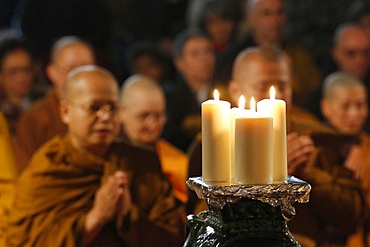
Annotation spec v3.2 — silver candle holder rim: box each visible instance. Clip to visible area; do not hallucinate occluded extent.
[187,176,311,221]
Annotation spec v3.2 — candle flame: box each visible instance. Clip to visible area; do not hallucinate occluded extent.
[238,95,246,109]
[250,97,256,111]
[214,89,219,101]
[270,86,275,100]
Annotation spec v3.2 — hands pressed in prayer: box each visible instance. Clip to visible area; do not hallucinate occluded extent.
[345,145,365,180]
[83,171,131,246]
[287,132,315,175]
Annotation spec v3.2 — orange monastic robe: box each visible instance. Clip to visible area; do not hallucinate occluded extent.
[157,139,189,203]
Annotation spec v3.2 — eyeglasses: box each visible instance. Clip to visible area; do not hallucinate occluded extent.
[66,100,120,117]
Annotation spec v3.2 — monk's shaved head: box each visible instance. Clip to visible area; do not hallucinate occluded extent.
[232,46,291,81]
[63,65,118,101]
[120,74,164,106]
[50,36,94,64]
[322,71,365,99]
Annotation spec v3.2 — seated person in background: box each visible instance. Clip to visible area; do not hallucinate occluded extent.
[317,72,369,247]
[0,111,18,245]
[15,35,96,171]
[302,23,370,121]
[120,74,188,204]
[0,37,45,134]
[125,41,175,92]
[289,72,369,247]
[197,0,242,57]
[5,65,185,247]
[162,28,216,152]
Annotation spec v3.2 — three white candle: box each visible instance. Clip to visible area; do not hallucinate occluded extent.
[201,86,287,185]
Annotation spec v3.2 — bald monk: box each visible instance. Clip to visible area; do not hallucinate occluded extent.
[317,72,369,247]
[15,36,96,171]
[120,74,188,203]
[5,66,185,247]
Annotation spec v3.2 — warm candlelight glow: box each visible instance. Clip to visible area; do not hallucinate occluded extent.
[270,86,275,100]
[238,95,245,109]
[214,89,219,101]
[250,97,256,112]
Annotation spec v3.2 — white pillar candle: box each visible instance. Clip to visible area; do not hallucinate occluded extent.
[235,97,273,184]
[230,95,248,182]
[257,86,288,182]
[202,89,231,182]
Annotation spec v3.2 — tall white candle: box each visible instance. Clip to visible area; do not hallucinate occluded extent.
[230,95,247,181]
[235,97,273,184]
[257,86,288,182]
[202,90,231,182]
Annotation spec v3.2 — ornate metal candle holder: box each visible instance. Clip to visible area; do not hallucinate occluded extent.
[184,176,311,247]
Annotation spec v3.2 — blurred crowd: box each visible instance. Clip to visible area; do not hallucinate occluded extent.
[0,0,369,247]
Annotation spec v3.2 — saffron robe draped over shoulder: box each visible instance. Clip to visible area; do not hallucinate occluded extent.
[156,139,188,204]
[5,135,185,247]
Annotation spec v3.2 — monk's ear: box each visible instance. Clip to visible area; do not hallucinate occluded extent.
[174,57,185,73]
[59,100,70,124]
[320,99,329,119]
[228,80,240,105]
[331,47,341,64]
[46,64,58,86]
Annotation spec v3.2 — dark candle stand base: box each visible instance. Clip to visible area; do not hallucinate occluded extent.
[184,176,311,247]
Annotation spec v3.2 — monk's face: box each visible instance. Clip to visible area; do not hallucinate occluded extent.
[61,71,120,155]
[321,85,368,135]
[121,89,166,145]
